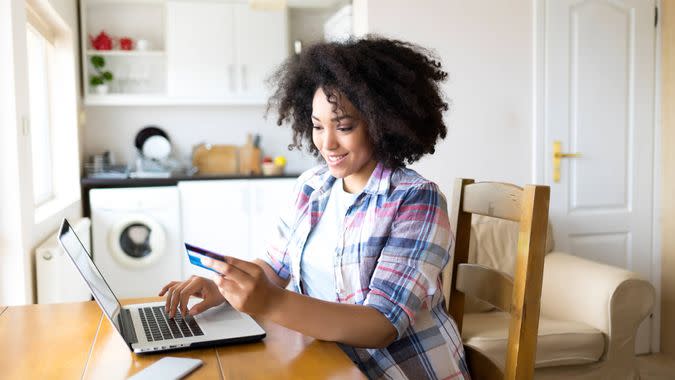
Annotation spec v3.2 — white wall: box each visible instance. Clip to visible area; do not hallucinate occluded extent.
[0,0,30,306]
[289,7,335,51]
[0,0,82,305]
[86,0,535,198]
[355,0,534,198]
[84,105,316,174]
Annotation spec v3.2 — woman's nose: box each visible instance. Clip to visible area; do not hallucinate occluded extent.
[322,129,338,150]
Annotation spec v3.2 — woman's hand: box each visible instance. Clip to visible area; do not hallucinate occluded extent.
[158,276,226,318]
[203,256,280,318]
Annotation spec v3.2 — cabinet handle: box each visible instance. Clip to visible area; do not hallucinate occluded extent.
[241,65,247,91]
[229,64,236,92]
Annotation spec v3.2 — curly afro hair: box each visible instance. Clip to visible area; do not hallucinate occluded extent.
[267,36,449,168]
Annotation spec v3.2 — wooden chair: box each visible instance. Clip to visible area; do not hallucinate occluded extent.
[442,179,550,380]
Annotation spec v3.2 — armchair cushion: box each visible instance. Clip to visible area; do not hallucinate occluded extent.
[462,312,605,369]
[464,215,554,312]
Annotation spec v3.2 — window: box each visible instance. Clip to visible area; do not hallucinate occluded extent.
[24,1,81,222]
[26,23,55,206]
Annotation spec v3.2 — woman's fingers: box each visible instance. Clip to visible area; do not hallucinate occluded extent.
[214,276,239,295]
[178,279,205,317]
[203,257,263,287]
[168,280,192,317]
[163,284,180,313]
[188,299,213,316]
[206,259,251,286]
[202,258,228,276]
[159,281,180,297]
[203,259,273,316]
[222,256,261,275]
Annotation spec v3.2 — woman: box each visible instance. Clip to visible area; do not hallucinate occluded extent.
[160,37,469,380]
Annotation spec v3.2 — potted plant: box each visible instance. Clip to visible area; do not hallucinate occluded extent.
[89,55,113,94]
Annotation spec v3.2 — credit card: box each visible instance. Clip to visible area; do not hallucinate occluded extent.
[185,243,226,274]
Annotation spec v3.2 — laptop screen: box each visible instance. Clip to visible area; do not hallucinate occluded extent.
[58,219,122,333]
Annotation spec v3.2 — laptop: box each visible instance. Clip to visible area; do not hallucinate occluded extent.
[57,218,266,354]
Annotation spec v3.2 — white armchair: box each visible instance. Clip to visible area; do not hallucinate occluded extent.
[459,216,655,379]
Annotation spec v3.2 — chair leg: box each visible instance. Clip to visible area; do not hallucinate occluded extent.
[465,345,504,380]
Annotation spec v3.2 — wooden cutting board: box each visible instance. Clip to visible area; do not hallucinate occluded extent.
[192,144,239,175]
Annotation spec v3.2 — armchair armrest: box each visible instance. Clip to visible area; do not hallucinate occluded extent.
[540,252,655,359]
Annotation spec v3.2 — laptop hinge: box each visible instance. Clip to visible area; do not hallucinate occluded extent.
[118,308,138,345]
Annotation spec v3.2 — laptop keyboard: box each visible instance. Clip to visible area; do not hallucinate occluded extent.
[138,306,204,342]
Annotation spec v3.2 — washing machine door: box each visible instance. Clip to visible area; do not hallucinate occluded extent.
[109,214,166,269]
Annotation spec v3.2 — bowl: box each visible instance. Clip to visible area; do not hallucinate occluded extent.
[262,162,284,176]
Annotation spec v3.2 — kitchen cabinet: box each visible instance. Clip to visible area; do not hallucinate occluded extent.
[80,0,288,106]
[178,178,295,276]
[166,0,234,100]
[232,3,289,101]
[166,0,288,103]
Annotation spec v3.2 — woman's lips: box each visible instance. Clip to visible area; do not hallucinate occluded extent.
[326,153,348,166]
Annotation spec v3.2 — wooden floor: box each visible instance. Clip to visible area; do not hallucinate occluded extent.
[637,353,675,380]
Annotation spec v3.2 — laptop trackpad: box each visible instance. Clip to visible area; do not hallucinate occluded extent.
[194,301,242,322]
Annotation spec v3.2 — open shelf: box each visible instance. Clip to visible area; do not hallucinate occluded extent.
[86,50,165,57]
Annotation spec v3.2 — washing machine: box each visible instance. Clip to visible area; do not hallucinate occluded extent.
[90,186,182,299]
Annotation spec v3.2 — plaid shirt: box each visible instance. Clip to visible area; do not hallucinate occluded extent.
[261,162,469,380]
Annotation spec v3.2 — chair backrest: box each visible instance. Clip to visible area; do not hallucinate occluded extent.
[442,178,550,380]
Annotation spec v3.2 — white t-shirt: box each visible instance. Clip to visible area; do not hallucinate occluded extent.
[300,178,357,301]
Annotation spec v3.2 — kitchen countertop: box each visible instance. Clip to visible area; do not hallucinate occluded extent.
[81,172,301,187]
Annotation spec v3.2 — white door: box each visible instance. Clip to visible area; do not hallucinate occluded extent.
[542,0,656,353]
[166,0,235,98]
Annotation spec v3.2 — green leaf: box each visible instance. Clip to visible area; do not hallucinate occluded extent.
[90,76,103,86]
[102,71,113,81]
[90,55,105,68]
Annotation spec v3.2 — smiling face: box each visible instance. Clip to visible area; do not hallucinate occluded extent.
[311,87,377,193]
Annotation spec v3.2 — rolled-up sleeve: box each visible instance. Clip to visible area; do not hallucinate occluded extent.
[364,182,452,338]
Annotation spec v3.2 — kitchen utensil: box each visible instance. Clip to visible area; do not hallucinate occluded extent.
[261,162,283,176]
[134,126,171,156]
[238,134,261,175]
[120,37,133,50]
[136,39,150,51]
[142,135,171,160]
[192,144,239,175]
[90,31,112,50]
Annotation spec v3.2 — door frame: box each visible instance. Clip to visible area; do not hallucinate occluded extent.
[531,0,662,353]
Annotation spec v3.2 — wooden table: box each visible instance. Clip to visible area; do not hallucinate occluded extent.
[0,299,366,379]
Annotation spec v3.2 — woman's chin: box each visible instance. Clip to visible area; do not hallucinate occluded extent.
[327,166,348,178]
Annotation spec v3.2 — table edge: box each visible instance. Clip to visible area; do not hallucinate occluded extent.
[79,310,105,379]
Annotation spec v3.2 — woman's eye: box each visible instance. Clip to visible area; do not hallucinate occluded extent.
[312,125,323,130]
[337,125,353,132]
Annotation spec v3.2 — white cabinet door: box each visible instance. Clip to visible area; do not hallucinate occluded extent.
[166,1,235,99]
[248,178,296,261]
[179,180,250,278]
[233,4,288,101]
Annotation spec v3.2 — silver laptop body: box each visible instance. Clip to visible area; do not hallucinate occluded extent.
[58,218,266,354]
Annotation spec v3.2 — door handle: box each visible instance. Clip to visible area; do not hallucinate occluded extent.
[553,140,582,183]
